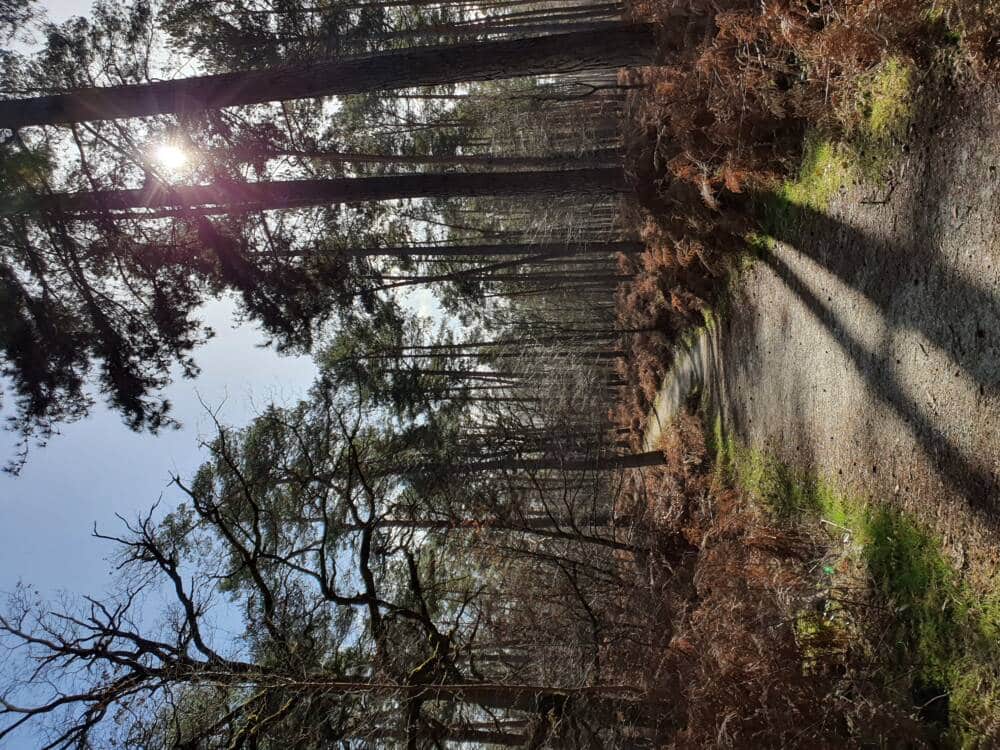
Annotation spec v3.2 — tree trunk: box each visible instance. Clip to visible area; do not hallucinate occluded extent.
[365,725,526,746]
[334,240,640,258]
[225,147,620,169]
[0,24,658,128]
[459,450,666,473]
[8,168,627,216]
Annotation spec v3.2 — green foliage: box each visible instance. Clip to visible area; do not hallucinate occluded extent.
[753,58,915,247]
[0,141,50,191]
[25,0,155,88]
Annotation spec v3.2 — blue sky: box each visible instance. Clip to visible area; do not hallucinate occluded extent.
[0,9,312,747]
[0,9,444,744]
[1,0,447,601]
[0,1,321,601]
[0,295,318,598]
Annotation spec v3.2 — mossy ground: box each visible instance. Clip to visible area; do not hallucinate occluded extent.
[752,56,917,248]
[707,415,1000,746]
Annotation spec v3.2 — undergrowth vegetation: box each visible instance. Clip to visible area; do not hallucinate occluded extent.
[758,56,917,244]
[635,413,927,745]
[710,416,1000,745]
[615,0,1000,741]
[612,0,995,445]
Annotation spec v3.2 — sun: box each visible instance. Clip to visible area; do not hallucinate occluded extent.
[152,142,189,171]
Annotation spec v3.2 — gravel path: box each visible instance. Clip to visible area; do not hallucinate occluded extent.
[708,73,1000,586]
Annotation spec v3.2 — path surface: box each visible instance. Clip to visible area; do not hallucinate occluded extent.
[708,74,1000,586]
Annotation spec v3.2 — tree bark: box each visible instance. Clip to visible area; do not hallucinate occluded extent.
[335,239,641,258]
[0,24,657,128]
[223,146,620,169]
[7,168,627,216]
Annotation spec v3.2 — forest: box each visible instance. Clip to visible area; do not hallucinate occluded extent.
[0,0,998,746]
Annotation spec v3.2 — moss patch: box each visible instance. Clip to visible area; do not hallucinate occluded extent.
[784,134,854,212]
[751,57,916,248]
[709,418,1000,746]
[755,133,852,241]
[846,57,916,182]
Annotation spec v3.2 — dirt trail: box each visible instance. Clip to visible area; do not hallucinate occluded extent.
[708,74,1000,585]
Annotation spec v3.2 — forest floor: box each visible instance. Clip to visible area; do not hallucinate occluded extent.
[714,60,1000,589]
[639,58,1000,741]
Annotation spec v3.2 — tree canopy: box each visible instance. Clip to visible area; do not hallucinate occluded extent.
[0,1,681,745]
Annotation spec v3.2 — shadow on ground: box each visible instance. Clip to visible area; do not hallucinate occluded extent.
[712,75,1000,571]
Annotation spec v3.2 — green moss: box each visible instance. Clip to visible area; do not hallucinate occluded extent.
[750,58,916,251]
[753,133,853,247]
[710,423,1000,744]
[677,324,702,351]
[865,510,960,672]
[709,431,823,519]
[708,253,752,323]
[862,508,1000,745]
[707,412,734,482]
[700,307,717,332]
[745,231,776,255]
[847,57,916,182]
[765,135,851,225]
[857,58,914,141]
[785,134,854,212]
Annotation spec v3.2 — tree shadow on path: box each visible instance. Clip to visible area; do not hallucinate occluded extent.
[760,245,1000,524]
[759,197,1000,397]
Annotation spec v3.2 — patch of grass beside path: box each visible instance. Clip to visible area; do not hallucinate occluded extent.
[708,416,1000,747]
[753,57,917,249]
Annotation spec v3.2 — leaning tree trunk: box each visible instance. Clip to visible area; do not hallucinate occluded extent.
[328,240,642,258]
[221,147,621,169]
[0,25,658,128]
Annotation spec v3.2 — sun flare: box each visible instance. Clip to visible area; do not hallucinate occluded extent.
[152,142,189,171]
